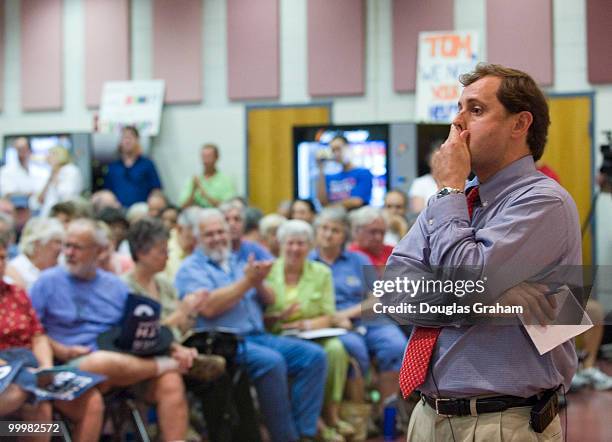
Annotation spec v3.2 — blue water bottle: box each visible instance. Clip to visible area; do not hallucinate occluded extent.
[383,405,397,440]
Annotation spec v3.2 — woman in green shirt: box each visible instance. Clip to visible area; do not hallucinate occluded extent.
[265,220,354,442]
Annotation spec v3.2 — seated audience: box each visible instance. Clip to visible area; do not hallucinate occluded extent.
[103,126,162,207]
[37,146,83,216]
[96,222,133,275]
[220,200,273,262]
[312,208,407,412]
[348,207,394,271]
[265,220,353,442]
[164,206,203,281]
[30,219,189,441]
[160,205,179,231]
[290,199,317,224]
[91,190,121,216]
[259,214,286,257]
[382,189,410,246]
[0,235,104,441]
[147,190,168,218]
[277,199,292,218]
[243,206,264,243]
[50,201,78,228]
[175,208,326,442]
[180,143,236,208]
[0,211,18,259]
[126,202,149,225]
[124,218,225,378]
[97,206,132,258]
[407,143,440,214]
[6,217,64,291]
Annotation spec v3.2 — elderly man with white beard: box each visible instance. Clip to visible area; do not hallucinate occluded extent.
[175,208,327,442]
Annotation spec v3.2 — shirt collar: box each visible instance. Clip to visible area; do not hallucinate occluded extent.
[473,155,537,207]
[312,248,349,264]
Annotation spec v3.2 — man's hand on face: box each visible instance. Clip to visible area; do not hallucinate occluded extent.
[431,124,472,190]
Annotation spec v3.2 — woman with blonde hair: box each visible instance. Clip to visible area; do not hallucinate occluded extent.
[37,146,83,216]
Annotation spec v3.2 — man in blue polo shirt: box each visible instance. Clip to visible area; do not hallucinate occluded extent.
[30,218,189,441]
[103,126,162,207]
[311,207,406,409]
[175,208,326,442]
[316,135,373,210]
[219,200,274,262]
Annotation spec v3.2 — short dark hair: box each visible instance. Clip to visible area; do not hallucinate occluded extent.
[385,189,408,206]
[50,201,77,218]
[97,207,129,229]
[330,135,348,145]
[459,63,550,161]
[127,217,169,262]
[290,199,317,218]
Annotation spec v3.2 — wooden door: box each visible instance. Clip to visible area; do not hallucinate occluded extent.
[247,105,330,214]
[543,95,593,265]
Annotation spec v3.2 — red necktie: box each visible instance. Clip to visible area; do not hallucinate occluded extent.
[466,186,480,219]
[398,186,480,398]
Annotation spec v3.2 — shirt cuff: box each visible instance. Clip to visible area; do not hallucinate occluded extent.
[423,193,469,231]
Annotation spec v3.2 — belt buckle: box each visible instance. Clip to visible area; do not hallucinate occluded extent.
[434,398,453,417]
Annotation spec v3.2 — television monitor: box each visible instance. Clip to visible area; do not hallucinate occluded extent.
[293,124,389,208]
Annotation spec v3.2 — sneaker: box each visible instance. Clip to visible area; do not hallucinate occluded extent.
[580,366,612,390]
[570,371,590,391]
[187,354,226,382]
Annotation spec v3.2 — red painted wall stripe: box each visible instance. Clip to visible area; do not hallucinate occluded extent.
[393,0,454,93]
[84,0,130,108]
[307,0,365,97]
[21,0,63,111]
[487,0,553,85]
[586,0,612,84]
[227,0,279,100]
[152,0,202,104]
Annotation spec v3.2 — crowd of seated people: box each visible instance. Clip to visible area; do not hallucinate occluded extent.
[1,133,610,442]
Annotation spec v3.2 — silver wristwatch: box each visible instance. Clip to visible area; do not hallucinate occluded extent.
[436,187,463,199]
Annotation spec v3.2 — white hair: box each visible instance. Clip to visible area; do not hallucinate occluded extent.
[277,219,314,245]
[177,206,205,228]
[259,214,287,237]
[349,206,385,233]
[193,208,228,236]
[218,200,245,217]
[67,218,108,246]
[126,202,149,224]
[19,217,65,256]
[314,207,350,239]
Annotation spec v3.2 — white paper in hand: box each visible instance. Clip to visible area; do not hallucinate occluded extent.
[522,286,593,355]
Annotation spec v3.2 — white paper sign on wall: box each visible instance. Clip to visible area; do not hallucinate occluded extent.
[98,80,165,136]
[416,31,479,123]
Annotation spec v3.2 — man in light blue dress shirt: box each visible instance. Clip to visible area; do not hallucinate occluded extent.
[175,208,326,442]
[387,64,581,441]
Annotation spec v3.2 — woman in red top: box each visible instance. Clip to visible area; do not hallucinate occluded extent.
[0,237,104,442]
